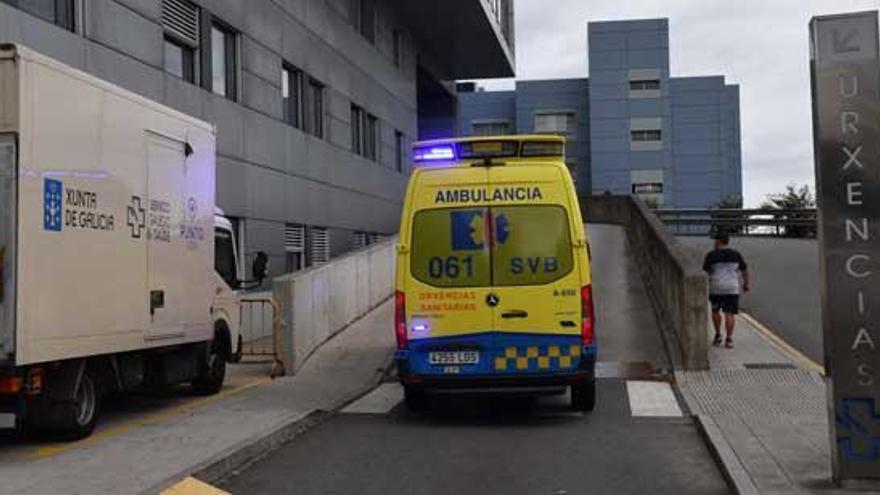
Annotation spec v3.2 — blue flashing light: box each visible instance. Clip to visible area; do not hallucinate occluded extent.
[414,145,455,162]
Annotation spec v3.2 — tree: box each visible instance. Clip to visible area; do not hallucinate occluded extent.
[761,184,816,238]
[711,195,745,235]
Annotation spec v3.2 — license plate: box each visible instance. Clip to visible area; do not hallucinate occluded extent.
[0,413,15,429]
[429,351,479,365]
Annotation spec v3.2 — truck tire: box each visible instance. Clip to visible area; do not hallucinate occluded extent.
[192,336,227,395]
[571,380,596,412]
[56,372,100,440]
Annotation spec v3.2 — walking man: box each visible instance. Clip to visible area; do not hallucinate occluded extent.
[703,232,750,348]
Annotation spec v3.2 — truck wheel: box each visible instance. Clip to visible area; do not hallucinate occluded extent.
[192,339,226,395]
[56,372,100,440]
[404,385,427,411]
[571,380,596,412]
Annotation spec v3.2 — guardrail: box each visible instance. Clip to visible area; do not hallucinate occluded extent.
[654,208,817,237]
[238,294,286,378]
[581,195,709,370]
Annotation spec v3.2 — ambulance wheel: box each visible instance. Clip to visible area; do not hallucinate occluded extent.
[56,372,100,440]
[404,385,427,411]
[571,380,596,412]
[193,338,226,395]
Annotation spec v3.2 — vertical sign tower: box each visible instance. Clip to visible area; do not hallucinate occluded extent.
[810,11,880,484]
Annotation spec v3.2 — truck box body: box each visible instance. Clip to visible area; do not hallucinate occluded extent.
[0,43,216,367]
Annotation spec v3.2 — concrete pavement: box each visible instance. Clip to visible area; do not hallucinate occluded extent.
[677,313,846,494]
[0,299,394,495]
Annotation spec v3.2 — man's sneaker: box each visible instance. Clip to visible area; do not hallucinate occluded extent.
[713,333,723,347]
[724,337,734,349]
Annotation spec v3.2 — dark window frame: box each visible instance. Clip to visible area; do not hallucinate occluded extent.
[164,35,196,83]
[1,0,75,31]
[351,104,364,154]
[282,63,303,129]
[392,29,403,67]
[395,130,404,173]
[305,78,325,139]
[630,129,663,142]
[208,20,238,101]
[630,79,661,91]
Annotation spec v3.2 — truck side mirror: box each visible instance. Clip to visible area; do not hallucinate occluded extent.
[252,251,268,282]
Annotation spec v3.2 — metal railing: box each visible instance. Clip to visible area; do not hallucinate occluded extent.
[238,294,286,377]
[654,208,818,237]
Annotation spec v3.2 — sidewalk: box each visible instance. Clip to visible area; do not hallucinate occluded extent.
[0,300,394,495]
[676,313,851,494]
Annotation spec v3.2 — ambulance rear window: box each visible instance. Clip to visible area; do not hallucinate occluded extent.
[410,206,573,287]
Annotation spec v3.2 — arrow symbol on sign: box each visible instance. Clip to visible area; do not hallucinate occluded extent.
[832,29,860,54]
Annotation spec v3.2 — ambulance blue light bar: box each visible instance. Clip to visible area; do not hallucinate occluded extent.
[413,144,455,162]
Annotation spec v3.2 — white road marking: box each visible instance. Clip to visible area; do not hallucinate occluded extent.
[626,381,683,417]
[342,383,404,414]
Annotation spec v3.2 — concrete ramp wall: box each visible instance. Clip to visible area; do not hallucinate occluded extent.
[582,195,709,370]
[273,238,396,373]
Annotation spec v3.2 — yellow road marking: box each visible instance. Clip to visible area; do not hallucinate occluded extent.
[739,312,825,376]
[31,377,271,459]
[161,476,230,495]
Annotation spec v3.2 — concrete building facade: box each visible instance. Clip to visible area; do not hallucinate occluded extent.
[0,0,514,276]
[459,18,741,209]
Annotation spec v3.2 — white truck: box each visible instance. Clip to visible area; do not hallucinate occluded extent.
[0,44,248,439]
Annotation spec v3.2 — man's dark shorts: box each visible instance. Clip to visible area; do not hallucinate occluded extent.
[710,294,739,314]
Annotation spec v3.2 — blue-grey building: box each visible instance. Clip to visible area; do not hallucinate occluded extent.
[459,18,741,208]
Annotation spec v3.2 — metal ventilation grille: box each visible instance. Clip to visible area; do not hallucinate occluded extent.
[368,233,382,244]
[284,224,305,253]
[162,0,200,47]
[352,232,369,250]
[310,227,330,264]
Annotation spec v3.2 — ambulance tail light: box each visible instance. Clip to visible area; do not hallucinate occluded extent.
[395,291,408,350]
[581,285,595,346]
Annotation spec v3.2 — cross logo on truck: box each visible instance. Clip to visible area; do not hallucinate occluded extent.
[127,196,146,239]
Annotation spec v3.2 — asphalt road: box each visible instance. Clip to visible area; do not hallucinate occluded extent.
[220,225,730,495]
[677,236,823,364]
[221,379,729,495]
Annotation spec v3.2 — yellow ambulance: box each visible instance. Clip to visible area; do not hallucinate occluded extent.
[394,135,596,411]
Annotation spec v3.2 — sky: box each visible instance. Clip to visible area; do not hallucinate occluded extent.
[468,0,879,207]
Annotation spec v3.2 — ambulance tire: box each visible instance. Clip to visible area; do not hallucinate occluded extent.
[571,380,596,412]
[404,385,427,411]
[192,331,228,396]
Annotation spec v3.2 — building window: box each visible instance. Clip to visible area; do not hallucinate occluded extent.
[472,121,511,136]
[630,79,660,91]
[1,0,74,30]
[534,112,575,135]
[350,0,375,44]
[282,64,303,128]
[395,130,405,173]
[392,29,403,67]
[351,104,377,161]
[164,37,196,83]
[630,130,662,141]
[305,78,324,138]
[210,23,237,100]
[351,105,363,154]
[364,113,378,161]
[162,0,199,83]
